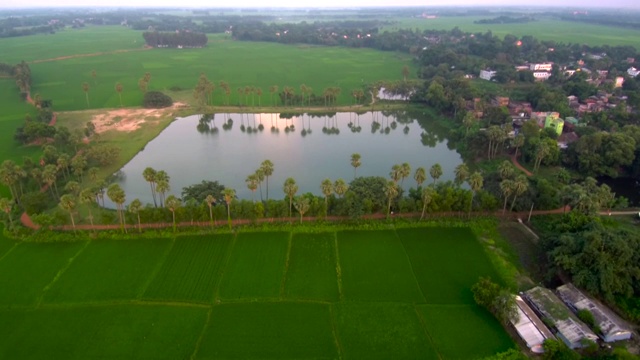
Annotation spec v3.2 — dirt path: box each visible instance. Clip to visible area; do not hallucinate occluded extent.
[28,48,151,64]
[511,154,533,177]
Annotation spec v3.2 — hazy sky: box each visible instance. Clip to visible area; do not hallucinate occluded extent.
[2,0,639,9]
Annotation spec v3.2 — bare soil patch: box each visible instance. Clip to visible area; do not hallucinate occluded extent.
[91,103,188,134]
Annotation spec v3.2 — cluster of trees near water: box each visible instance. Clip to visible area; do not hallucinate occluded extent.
[142,30,208,48]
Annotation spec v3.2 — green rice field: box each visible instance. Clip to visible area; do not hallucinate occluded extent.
[0,227,514,359]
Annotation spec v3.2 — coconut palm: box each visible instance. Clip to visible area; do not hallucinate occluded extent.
[57,154,70,180]
[115,82,124,107]
[107,183,126,232]
[509,175,529,211]
[333,179,348,198]
[500,179,515,215]
[223,188,235,229]
[260,160,274,200]
[156,180,169,208]
[127,198,143,232]
[79,188,96,229]
[390,164,402,183]
[468,171,484,216]
[205,194,216,226]
[245,174,259,201]
[420,186,436,220]
[64,181,80,196]
[42,164,59,198]
[165,195,181,232]
[283,177,298,217]
[498,161,515,180]
[294,196,310,223]
[320,178,333,215]
[350,153,361,179]
[454,163,469,187]
[88,167,99,183]
[59,194,77,232]
[0,197,13,228]
[429,163,443,184]
[414,167,426,188]
[399,162,411,187]
[384,180,398,217]
[142,167,158,207]
[82,82,90,108]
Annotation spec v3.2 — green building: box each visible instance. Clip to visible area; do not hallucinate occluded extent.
[544,116,564,135]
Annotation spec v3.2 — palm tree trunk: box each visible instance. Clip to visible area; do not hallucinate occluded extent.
[209,205,213,227]
[420,203,427,220]
[69,212,76,233]
[289,196,292,218]
[468,193,476,218]
[502,197,509,215]
[510,195,519,212]
[88,208,94,229]
[137,213,141,233]
[226,204,232,230]
[172,211,176,232]
[324,197,328,216]
[149,182,157,207]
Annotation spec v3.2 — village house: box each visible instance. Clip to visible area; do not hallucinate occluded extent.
[533,72,552,81]
[628,67,640,78]
[530,62,553,71]
[480,70,497,81]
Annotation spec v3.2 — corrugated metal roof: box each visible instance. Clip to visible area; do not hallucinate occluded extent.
[512,295,555,353]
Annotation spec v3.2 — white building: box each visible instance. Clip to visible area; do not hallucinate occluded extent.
[525,287,599,349]
[511,295,555,353]
[530,63,554,72]
[556,284,632,343]
[480,70,497,81]
[628,67,640,78]
[533,72,552,81]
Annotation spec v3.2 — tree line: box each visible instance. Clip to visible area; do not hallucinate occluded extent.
[142,31,208,48]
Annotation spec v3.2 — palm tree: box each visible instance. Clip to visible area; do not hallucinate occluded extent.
[79,188,96,229]
[64,181,80,196]
[142,167,158,207]
[166,195,181,232]
[283,177,298,217]
[320,178,333,215]
[254,169,265,201]
[462,111,475,135]
[42,164,59,198]
[414,167,426,188]
[71,154,87,183]
[384,180,398,217]
[256,87,263,107]
[82,82,90,108]
[498,161,514,180]
[245,174,259,201]
[115,82,124,107]
[57,154,70,180]
[429,163,443,184]
[59,194,78,232]
[509,175,529,211]
[282,86,294,107]
[511,133,525,158]
[390,164,402,183]
[468,171,484,216]
[0,197,13,228]
[294,196,310,223]
[534,142,550,172]
[500,179,515,215]
[420,186,436,220]
[400,162,411,187]
[350,153,362,179]
[88,167,99,184]
[128,198,143,232]
[156,180,169,208]
[107,183,126,232]
[269,85,279,106]
[454,163,469,187]
[260,160,274,200]
[223,188,235,229]
[205,194,216,226]
[333,179,348,198]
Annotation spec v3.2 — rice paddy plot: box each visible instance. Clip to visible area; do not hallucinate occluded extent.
[0,304,207,360]
[195,302,338,359]
[143,234,234,303]
[0,241,87,306]
[283,232,339,302]
[398,227,502,305]
[218,232,289,300]
[334,302,439,360]
[337,230,424,302]
[43,239,172,304]
[418,304,514,359]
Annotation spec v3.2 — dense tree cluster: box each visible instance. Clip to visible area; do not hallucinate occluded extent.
[142,91,173,108]
[474,16,535,24]
[142,31,208,48]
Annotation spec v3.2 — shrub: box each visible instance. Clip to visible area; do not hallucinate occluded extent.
[143,91,173,108]
[577,309,595,328]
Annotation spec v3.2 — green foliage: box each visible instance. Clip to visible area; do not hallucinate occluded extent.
[542,339,580,360]
[577,309,596,328]
[142,91,173,108]
[479,348,527,360]
[471,277,519,324]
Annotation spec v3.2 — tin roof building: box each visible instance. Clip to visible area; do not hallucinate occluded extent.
[512,295,555,353]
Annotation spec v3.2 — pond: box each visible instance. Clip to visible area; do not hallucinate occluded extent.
[110,110,463,205]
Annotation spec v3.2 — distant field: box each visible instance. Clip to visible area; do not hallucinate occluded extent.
[0,227,514,358]
[387,16,640,48]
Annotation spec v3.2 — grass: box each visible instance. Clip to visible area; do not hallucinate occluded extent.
[388,16,640,48]
[195,302,339,359]
[398,227,502,304]
[337,230,425,302]
[143,234,234,303]
[418,304,515,359]
[43,239,171,304]
[283,232,339,302]
[0,226,516,358]
[0,241,87,306]
[334,302,439,360]
[0,304,207,360]
[217,231,290,300]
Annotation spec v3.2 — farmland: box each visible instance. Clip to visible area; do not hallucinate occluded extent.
[0,227,514,359]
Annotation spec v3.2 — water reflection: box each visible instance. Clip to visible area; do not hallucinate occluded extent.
[111,110,461,205]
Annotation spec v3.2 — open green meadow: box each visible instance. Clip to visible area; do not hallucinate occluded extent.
[0,227,514,359]
[388,16,640,49]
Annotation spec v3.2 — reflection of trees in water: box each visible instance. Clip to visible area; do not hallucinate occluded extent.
[197,113,219,134]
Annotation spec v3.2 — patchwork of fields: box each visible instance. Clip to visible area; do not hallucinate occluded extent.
[0,227,514,359]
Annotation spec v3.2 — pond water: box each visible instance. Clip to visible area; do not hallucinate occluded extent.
[598,176,640,206]
[110,110,463,205]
